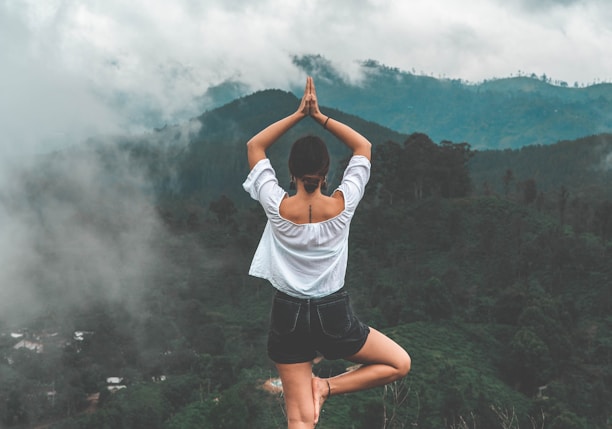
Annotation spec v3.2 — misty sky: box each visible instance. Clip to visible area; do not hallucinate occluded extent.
[1,0,612,157]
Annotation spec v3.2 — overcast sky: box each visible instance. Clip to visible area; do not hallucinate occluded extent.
[1,0,612,157]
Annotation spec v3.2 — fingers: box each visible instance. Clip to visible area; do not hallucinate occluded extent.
[308,76,317,99]
[301,76,319,116]
[295,77,310,116]
[306,76,318,116]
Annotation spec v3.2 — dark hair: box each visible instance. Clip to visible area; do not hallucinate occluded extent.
[288,135,330,193]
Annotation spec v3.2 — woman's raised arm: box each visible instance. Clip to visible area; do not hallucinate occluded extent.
[246,79,311,170]
[246,76,371,170]
[308,78,371,160]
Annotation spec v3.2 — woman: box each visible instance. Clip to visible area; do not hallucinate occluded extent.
[243,77,411,428]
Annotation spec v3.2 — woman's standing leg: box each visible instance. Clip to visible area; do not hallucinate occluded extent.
[312,328,411,422]
[276,361,317,429]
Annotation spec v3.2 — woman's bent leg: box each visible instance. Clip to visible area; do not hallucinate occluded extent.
[313,328,411,400]
[276,361,317,429]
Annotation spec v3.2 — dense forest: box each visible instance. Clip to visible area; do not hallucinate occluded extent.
[0,90,611,428]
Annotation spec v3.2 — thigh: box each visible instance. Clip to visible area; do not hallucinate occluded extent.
[276,362,315,424]
[346,327,410,368]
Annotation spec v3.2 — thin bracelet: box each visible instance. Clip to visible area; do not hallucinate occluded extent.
[323,116,331,129]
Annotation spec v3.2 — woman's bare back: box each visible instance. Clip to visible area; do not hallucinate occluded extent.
[279,192,344,224]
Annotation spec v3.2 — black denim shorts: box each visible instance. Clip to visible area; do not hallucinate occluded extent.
[267,287,370,364]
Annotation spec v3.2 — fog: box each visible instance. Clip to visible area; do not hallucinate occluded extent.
[3,0,612,158]
[0,140,170,328]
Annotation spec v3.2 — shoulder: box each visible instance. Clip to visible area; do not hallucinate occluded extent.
[328,192,345,215]
[243,159,285,206]
[336,156,370,209]
[340,156,370,188]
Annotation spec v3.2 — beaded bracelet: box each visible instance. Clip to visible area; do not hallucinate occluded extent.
[323,116,331,129]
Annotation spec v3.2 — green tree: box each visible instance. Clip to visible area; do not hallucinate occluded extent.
[558,185,569,225]
[209,195,237,225]
[508,327,553,393]
[422,277,453,320]
[503,169,514,197]
[522,178,537,205]
[594,200,612,244]
[436,140,473,198]
[404,132,437,200]
[165,401,213,429]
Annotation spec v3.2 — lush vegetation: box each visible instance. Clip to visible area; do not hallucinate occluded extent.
[0,90,611,428]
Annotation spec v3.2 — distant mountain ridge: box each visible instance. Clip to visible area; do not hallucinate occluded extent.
[134,89,408,204]
[113,88,611,206]
[204,55,612,149]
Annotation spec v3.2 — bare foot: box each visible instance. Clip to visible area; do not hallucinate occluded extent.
[312,376,330,425]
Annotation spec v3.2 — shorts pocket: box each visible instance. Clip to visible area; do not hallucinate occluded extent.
[316,296,353,339]
[270,297,301,336]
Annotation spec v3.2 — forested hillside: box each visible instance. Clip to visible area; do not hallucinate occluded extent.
[208,55,612,150]
[0,90,610,428]
[470,133,612,199]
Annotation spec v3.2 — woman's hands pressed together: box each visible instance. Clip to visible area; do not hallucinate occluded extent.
[301,76,371,159]
[297,76,325,124]
[247,75,370,169]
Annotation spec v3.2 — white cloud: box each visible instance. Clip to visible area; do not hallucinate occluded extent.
[1,0,611,156]
[0,145,166,324]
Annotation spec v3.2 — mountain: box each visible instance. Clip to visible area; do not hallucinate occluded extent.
[204,55,612,150]
[126,88,408,206]
[2,86,611,429]
[119,88,611,208]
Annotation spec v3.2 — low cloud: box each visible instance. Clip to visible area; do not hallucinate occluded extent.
[0,143,167,326]
[3,0,612,158]
[602,151,612,171]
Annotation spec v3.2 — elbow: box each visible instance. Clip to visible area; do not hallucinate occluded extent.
[355,140,372,159]
[246,139,257,156]
[246,140,265,168]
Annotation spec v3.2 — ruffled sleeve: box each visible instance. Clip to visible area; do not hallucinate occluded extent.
[336,155,371,212]
[242,158,286,217]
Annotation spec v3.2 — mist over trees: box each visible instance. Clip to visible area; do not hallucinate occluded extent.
[0,89,611,428]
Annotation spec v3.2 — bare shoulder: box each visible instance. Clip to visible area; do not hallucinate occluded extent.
[326,192,345,217]
[280,193,345,224]
[330,191,345,207]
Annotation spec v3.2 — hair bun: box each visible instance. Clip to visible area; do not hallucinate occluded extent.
[302,176,320,193]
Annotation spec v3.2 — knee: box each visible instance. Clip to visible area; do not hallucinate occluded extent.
[394,351,411,379]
